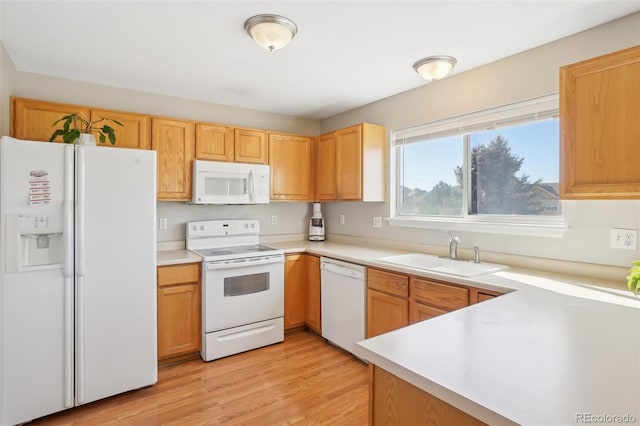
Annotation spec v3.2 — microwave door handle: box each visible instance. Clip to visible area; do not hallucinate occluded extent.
[249,169,255,203]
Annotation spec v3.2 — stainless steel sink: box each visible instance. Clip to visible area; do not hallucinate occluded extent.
[376,253,508,277]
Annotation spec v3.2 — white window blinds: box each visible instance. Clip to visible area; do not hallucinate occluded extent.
[393,94,559,145]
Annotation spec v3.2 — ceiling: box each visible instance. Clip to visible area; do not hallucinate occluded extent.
[1,1,639,120]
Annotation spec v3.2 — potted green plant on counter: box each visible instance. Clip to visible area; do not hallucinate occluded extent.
[49,113,123,145]
[626,260,640,295]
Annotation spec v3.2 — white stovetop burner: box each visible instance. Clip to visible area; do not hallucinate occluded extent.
[186,219,283,261]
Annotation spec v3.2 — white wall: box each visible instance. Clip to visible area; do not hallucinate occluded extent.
[157,202,311,242]
[0,39,17,136]
[320,12,640,268]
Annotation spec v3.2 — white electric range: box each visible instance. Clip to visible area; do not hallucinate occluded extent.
[187,220,284,361]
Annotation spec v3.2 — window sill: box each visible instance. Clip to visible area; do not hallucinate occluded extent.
[387,216,568,238]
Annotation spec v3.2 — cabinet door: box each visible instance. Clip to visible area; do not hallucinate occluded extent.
[157,264,201,360]
[560,45,640,199]
[367,289,408,338]
[152,117,195,201]
[409,301,447,324]
[234,128,268,164]
[90,108,151,149]
[336,125,363,200]
[284,254,306,329]
[157,283,201,359]
[12,97,90,142]
[305,255,321,333]
[195,123,235,162]
[269,133,313,201]
[315,133,337,200]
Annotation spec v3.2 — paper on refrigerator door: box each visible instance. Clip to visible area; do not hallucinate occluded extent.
[28,169,52,206]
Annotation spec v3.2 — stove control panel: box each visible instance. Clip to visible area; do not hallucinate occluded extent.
[187,219,260,239]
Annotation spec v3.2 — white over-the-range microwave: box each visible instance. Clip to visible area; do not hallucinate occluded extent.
[191,160,270,205]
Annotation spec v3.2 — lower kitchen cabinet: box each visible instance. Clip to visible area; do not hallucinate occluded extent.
[305,255,322,334]
[409,277,468,324]
[284,253,322,333]
[367,268,409,338]
[367,267,505,334]
[284,254,307,329]
[157,263,201,362]
[370,365,487,426]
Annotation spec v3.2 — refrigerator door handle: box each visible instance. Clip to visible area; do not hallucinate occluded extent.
[75,146,86,405]
[63,144,74,408]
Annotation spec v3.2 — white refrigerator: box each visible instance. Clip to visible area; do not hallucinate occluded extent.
[0,136,158,425]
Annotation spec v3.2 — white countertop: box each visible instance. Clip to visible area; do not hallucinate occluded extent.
[158,239,640,425]
[263,240,640,426]
[157,249,201,266]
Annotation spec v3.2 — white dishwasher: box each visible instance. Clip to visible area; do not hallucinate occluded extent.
[320,257,367,356]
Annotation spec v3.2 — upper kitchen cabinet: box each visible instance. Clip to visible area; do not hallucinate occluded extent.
[152,117,195,201]
[195,122,235,162]
[234,127,268,164]
[90,108,151,149]
[11,97,90,142]
[315,132,337,200]
[560,45,640,199]
[315,123,386,202]
[269,132,313,201]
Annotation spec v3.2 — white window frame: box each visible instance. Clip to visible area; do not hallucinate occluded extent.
[388,94,568,238]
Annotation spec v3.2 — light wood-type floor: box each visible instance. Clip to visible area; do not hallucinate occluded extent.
[31,331,369,425]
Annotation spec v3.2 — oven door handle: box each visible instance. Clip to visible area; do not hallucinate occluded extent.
[206,255,283,270]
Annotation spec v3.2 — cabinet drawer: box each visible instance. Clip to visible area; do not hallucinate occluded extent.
[411,278,468,310]
[367,268,409,298]
[158,263,200,287]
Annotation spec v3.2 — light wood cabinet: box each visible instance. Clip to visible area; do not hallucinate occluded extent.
[284,253,321,333]
[195,122,234,161]
[11,97,90,142]
[560,45,640,199]
[367,268,409,338]
[469,287,504,304]
[315,123,386,201]
[89,108,151,149]
[367,289,409,338]
[285,254,307,330]
[269,132,313,201]
[314,132,337,200]
[367,267,504,331]
[409,277,468,324]
[11,98,150,149]
[157,263,201,361]
[152,117,195,201]
[335,125,363,199]
[234,127,268,164]
[370,365,487,426]
[305,255,321,334]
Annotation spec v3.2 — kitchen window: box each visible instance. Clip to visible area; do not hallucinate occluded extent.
[389,94,567,237]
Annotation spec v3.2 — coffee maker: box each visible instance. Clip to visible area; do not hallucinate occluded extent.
[308,202,325,241]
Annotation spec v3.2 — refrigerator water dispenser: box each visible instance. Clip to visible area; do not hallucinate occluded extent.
[5,213,64,272]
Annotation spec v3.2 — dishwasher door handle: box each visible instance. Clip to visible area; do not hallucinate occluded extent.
[322,262,365,280]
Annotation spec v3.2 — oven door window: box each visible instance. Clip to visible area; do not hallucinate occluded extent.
[224,272,270,297]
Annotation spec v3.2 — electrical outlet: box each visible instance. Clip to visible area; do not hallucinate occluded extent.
[610,228,637,250]
[271,215,278,225]
[339,214,345,225]
[159,217,167,230]
[373,216,382,228]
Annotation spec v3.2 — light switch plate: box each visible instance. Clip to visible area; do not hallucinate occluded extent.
[159,217,167,230]
[373,217,382,228]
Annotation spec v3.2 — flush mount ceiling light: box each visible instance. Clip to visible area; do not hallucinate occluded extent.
[413,56,457,81]
[244,14,298,52]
